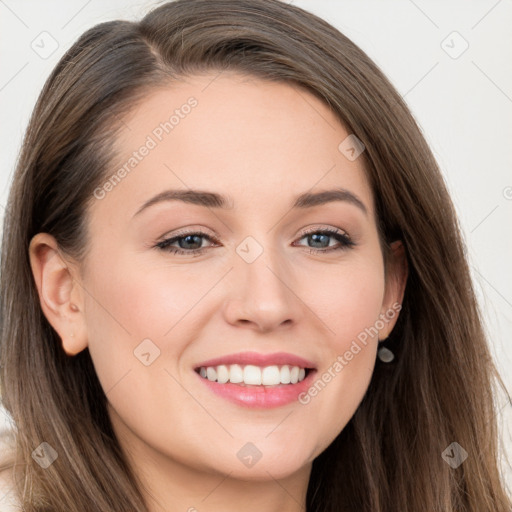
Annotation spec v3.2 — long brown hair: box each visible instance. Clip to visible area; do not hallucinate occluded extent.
[1,0,510,510]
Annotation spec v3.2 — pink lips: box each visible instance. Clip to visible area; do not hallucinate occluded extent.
[194,351,317,409]
[194,351,316,370]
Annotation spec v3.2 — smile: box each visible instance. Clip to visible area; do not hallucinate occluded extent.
[196,364,309,386]
[193,352,317,408]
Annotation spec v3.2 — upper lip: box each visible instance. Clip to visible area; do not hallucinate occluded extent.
[194,351,316,370]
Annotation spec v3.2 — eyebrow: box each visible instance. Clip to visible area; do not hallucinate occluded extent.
[132,187,368,218]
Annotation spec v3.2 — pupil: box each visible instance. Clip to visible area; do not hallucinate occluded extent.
[310,233,328,248]
[180,234,202,249]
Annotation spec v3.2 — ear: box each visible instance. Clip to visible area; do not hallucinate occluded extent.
[29,233,88,356]
[378,240,408,339]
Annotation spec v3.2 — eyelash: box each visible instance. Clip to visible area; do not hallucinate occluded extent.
[154,227,355,257]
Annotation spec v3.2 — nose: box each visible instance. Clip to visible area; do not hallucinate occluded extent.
[222,245,302,333]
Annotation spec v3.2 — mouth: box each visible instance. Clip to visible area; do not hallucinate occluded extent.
[193,352,317,408]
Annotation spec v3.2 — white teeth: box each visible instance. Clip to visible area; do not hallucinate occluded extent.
[197,364,309,385]
[280,365,291,384]
[216,364,229,384]
[206,367,217,382]
[244,365,261,385]
[261,365,281,386]
[229,364,244,384]
[290,366,299,384]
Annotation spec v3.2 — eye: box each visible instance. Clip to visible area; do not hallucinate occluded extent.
[154,226,355,257]
[155,230,218,257]
[293,227,355,254]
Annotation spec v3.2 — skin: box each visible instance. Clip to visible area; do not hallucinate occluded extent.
[29,72,407,512]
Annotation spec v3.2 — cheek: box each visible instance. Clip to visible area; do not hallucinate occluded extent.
[81,244,231,403]
[296,255,385,450]
[84,249,203,343]
[327,268,384,380]
[81,250,185,391]
[311,256,386,347]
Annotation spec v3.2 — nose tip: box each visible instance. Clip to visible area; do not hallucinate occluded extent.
[222,256,300,332]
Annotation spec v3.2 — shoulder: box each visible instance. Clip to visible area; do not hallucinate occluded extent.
[0,471,21,512]
[0,421,22,511]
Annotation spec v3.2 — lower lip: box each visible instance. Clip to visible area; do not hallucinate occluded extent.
[195,370,317,408]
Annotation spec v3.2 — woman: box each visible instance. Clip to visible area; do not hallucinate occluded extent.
[0,0,510,510]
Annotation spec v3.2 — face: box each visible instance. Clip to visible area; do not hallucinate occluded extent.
[34,72,405,484]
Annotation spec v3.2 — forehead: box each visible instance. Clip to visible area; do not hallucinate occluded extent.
[91,72,374,222]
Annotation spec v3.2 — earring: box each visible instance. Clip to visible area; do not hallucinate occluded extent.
[377,338,394,363]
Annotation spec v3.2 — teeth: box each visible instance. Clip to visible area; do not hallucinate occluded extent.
[262,365,280,385]
[244,365,261,385]
[216,365,229,384]
[206,367,217,382]
[290,366,299,384]
[229,364,244,384]
[280,365,291,384]
[197,364,308,386]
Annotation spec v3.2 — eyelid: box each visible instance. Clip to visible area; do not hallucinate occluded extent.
[298,225,349,237]
[153,225,218,244]
[162,225,216,237]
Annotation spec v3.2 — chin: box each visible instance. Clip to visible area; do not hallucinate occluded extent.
[203,441,315,481]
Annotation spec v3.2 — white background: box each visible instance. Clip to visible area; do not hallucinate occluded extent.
[1,0,511,492]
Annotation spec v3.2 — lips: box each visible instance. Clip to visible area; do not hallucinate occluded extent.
[194,351,316,370]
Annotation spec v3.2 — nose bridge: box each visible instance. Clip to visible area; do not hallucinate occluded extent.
[223,234,300,330]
